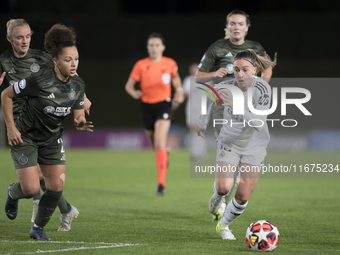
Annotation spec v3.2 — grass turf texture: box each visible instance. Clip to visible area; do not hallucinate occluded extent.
[0,149,339,254]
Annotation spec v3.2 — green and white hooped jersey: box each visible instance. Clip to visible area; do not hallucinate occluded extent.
[198,39,265,82]
[13,67,85,142]
[0,49,54,117]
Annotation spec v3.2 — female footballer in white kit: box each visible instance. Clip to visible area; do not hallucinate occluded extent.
[197,49,276,240]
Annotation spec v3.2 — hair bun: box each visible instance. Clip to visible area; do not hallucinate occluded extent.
[44,24,76,54]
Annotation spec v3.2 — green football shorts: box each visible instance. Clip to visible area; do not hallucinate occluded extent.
[10,135,66,170]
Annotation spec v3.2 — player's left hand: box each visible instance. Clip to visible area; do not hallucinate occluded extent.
[220,90,233,108]
[84,95,92,116]
[74,118,94,132]
[197,126,206,138]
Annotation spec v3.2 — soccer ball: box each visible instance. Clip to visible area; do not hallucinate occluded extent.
[245,220,280,252]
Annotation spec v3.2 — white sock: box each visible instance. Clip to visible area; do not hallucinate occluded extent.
[221,197,248,226]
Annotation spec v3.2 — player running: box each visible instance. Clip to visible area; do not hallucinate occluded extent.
[1,23,93,240]
[198,49,276,240]
[125,33,184,195]
[195,10,275,218]
[0,19,91,231]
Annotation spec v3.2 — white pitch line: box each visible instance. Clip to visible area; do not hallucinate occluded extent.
[0,241,140,254]
[0,240,123,245]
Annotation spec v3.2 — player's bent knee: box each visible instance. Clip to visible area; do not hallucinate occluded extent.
[22,185,40,198]
[216,184,233,196]
[234,194,249,205]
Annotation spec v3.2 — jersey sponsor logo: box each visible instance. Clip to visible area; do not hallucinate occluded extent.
[47,93,55,99]
[54,107,72,116]
[7,68,16,74]
[163,113,169,119]
[258,94,270,106]
[60,154,66,161]
[79,101,84,106]
[68,89,76,100]
[13,82,20,94]
[162,73,171,85]
[18,154,28,165]
[226,64,234,74]
[19,79,26,89]
[225,52,233,57]
[30,63,40,73]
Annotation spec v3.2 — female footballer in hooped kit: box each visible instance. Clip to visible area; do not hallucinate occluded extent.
[125,33,184,195]
[1,24,93,240]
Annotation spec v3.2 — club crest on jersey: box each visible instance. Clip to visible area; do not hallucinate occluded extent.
[18,154,28,165]
[68,89,76,100]
[219,150,225,158]
[226,64,234,74]
[30,63,40,73]
[19,79,26,89]
[162,73,171,85]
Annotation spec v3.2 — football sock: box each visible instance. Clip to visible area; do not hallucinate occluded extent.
[156,149,168,186]
[58,196,72,214]
[40,178,70,213]
[221,197,248,226]
[35,189,62,228]
[33,190,42,200]
[9,182,29,199]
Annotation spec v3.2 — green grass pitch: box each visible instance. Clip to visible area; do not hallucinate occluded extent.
[0,149,340,254]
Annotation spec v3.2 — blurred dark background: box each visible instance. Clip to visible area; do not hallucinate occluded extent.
[1,0,339,129]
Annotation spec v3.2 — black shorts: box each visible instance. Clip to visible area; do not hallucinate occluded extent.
[141,100,172,131]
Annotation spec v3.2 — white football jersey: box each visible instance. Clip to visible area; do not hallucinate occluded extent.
[198,77,271,154]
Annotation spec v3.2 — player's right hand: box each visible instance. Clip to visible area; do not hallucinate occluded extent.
[214,68,228,78]
[0,72,6,86]
[7,127,23,146]
[197,126,206,138]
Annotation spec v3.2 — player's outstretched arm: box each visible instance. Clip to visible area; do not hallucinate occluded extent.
[1,86,23,146]
[195,68,228,83]
[125,77,143,100]
[73,109,93,132]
